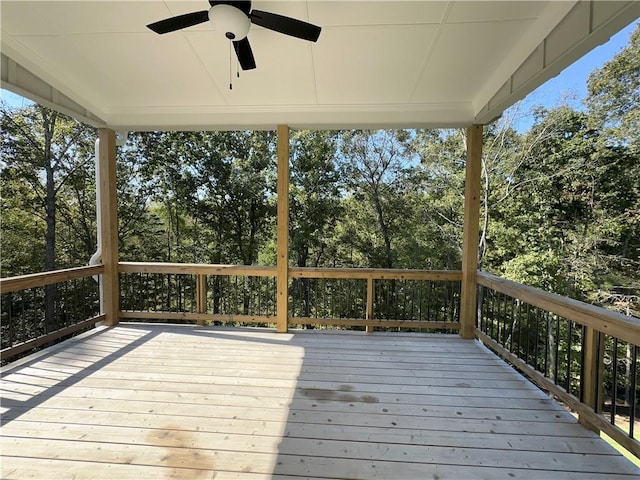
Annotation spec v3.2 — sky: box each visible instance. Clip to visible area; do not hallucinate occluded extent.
[509,20,638,131]
[1,20,637,132]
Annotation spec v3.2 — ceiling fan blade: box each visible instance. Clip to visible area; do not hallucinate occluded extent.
[249,10,321,42]
[147,11,209,34]
[233,37,256,70]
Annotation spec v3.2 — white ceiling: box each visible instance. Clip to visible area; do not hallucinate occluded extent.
[1,1,639,130]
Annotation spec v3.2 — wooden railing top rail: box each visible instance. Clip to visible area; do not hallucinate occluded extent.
[289,267,462,281]
[118,262,277,277]
[118,262,463,281]
[0,265,104,294]
[477,271,640,345]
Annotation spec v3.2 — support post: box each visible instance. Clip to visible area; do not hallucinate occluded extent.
[276,125,290,333]
[460,124,483,339]
[196,274,207,326]
[98,128,119,326]
[366,277,374,333]
[581,326,604,432]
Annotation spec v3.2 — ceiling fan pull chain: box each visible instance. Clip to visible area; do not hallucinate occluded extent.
[229,41,233,90]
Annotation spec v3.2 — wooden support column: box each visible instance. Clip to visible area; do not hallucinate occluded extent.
[276,125,290,333]
[460,124,483,339]
[196,274,207,326]
[365,278,374,333]
[581,326,604,432]
[98,128,119,326]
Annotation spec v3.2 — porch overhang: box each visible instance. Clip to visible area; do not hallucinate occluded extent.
[2,1,639,131]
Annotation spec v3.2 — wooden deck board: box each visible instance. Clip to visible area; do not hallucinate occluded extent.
[1,324,638,479]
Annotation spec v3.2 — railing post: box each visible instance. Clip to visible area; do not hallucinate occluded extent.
[196,274,207,326]
[98,128,119,326]
[366,277,374,333]
[460,124,483,339]
[276,125,290,333]
[581,326,604,432]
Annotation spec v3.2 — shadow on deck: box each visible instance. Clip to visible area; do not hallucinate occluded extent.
[1,324,638,479]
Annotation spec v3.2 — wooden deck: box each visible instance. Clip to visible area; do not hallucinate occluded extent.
[1,324,638,479]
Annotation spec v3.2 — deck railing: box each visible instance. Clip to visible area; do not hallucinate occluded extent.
[0,265,104,362]
[119,262,461,331]
[3,262,639,460]
[477,271,640,458]
[119,262,277,325]
[289,267,460,331]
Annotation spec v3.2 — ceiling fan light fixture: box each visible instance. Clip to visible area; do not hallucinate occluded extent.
[208,4,250,40]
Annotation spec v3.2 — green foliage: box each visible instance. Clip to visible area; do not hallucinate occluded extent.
[289,130,342,267]
[1,104,96,275]
[588,24,640,153]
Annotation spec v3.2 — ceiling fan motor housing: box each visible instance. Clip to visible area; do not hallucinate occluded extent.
[208,3,251,40]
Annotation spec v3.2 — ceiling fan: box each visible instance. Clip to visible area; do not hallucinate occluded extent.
[147,1,321,71]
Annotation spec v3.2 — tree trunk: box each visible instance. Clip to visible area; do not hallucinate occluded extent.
[371,187,393,268]
[43,110,57,333]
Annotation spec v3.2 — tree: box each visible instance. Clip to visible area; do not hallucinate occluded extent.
[115,133,166,262]
[339,130,418,268]
[587,23,640,154]
[1,104,96,331]
[289,130,342,268]
[586,22,640,302]
[411,129,467,270]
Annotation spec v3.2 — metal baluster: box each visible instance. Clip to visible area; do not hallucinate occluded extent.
[491,290,499,342]
[8,293,15,347]
[331,279,337,320]
[630,344,637,438]
[504,295,510,350]
[71,278,77,324]
[544,311,550,377]
[500,293,509,348]
[121,273,126,310]
[410,281,416,321]
[443,281,449,324]
[426,281,432,323]
[166,273,171,312]
[524,303,530,365]
[257,277,262,316]
[509,296,515,352]
[192,274,197,313]
[554,315,561,385]
[402,280,407,321]
[481,286,487,332]
[276,277,279,317]
[502,292,508,345]
[321,278,326,318]
[397,279,401,322]
[177,273,182,312]
[534,307,540,371]
[502,294,508,348]
[611,337,618,424]
[139,273,145,311]
[497,291,503,345]
[32,288,38,339]
[516,299,522,358]
[566,319,573,394]
[489,289,494,340]
[150,273,156,312]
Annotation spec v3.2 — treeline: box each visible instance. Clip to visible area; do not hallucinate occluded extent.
[1,25,638,316]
